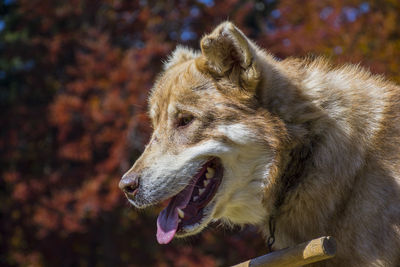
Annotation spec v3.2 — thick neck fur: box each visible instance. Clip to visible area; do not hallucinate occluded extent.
[258,54,400,265]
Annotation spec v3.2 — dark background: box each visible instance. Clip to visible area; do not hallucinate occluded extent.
[1,0,400,266]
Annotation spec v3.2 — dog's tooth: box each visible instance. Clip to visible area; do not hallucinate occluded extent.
[206,167,215,179]
[203,179,210,187]
[193,195,199,202]
[199,188,205,195]
[177,208,185,219]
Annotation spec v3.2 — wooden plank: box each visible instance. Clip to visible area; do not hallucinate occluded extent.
[232,236,336,267]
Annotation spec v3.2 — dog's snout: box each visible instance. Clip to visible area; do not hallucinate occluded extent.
[119,172,140,198]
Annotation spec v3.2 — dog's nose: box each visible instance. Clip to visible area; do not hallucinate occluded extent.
[119,172,140,198]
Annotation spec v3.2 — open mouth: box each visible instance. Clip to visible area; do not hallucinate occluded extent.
[156,157,223,244]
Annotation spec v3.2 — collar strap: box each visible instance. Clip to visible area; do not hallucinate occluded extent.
[266,140,314,252]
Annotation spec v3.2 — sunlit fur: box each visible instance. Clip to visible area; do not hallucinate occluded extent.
[122,22,400,266]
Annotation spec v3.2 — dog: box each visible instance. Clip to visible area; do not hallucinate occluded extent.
[119,22,400,266]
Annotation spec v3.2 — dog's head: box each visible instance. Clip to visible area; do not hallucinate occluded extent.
[119,22,287,244]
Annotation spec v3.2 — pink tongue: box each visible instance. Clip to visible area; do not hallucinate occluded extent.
[156,182,196,244]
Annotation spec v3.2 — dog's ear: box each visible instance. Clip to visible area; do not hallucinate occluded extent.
[196,22,260,93]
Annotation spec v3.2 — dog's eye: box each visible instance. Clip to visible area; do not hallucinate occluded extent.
[177,114,194,128]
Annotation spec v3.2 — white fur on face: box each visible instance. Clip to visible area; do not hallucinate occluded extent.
[138,139,233,208]
[149,107,157,121]
[167,104,177,117]
[217,123,257,145]
[212,124,271,226]
[137,123,271,233]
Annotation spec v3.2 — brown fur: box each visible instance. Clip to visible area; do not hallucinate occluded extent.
[121,22,400,266]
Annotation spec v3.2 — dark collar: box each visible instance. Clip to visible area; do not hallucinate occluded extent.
[267,139,315,251]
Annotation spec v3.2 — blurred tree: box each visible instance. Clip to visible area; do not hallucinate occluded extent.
[1,0,399,266]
